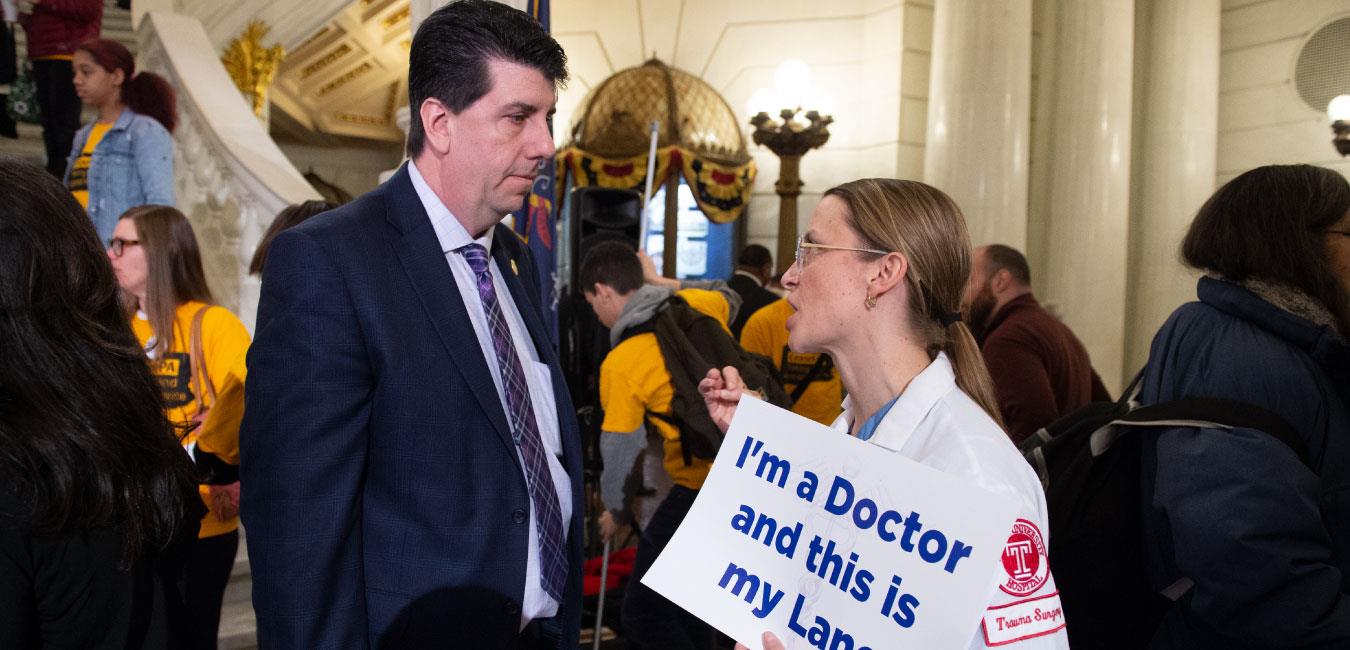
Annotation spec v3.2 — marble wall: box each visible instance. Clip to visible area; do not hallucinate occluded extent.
[276,141,405,199]
[1216,0,1350,186]
[552,0,933,273]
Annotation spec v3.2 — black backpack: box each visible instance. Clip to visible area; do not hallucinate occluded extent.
[619,295,792,464]
[1019,377,1306,649]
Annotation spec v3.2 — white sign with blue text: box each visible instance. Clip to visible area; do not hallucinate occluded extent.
[642,396,1022,649]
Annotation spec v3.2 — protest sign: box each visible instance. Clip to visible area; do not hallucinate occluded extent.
[642,396,1024,649]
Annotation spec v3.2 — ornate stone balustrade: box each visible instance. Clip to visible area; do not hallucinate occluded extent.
[138,12,321,331]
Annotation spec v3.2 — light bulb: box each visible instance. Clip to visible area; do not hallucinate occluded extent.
[773,59,812,108]
[746,88,779,118]
[1329,95,1350,122]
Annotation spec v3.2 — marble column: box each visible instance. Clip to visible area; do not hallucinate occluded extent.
[924,0,1033,248]
[1124,0,1219,373]
[1028,0,1134,393]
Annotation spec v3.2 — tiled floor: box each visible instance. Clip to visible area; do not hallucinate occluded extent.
[215,532,633,649]
[218,534,257,649]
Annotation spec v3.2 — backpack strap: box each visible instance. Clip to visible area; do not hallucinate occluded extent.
[189,305,217,416]
[643,410,694,466]
[789,354,829,406]
[1093,397,1307,466]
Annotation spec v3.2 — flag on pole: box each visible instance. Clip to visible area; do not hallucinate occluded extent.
[514,0,559,345]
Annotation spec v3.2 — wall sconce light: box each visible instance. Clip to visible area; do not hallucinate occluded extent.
[747,60,835,272]
[1330,94,1350,157]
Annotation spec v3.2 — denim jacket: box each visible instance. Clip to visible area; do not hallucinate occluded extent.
[64,108,175,245]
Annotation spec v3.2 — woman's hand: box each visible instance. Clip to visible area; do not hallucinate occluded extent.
[699,366,747,434]
[735,632,786,650]
[209,481,241,521]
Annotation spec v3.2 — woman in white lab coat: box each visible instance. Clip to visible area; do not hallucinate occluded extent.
[702,178,1069,650]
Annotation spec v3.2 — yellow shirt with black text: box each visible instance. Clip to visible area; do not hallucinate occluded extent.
[740,298,843,425]
[68,122,111,210]
[599,288,730,491]
[131,301,250,538]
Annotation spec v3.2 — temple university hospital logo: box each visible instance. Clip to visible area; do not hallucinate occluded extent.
[999,519,1049,597]
[981,518,1066,646]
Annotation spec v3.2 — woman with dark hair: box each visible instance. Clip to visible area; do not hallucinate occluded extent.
[248,199,337,275]
[1133,164,1350,648]
[67,38,176,246]
[704,178,1069,649]
[107,205,250,650]
[0,160,200,648]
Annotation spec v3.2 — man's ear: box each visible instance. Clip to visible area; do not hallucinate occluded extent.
[989,268,1011,294]
[418,97,453,156]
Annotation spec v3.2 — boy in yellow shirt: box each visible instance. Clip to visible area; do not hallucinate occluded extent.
[581,241,740,650]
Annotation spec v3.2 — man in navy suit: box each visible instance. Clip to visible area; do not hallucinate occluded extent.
[239,2,581,647]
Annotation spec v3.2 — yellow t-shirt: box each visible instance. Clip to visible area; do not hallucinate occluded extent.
[131,301,251,538]
[740,298,843,425]
[599,288,730,490]
[69,122,111,210]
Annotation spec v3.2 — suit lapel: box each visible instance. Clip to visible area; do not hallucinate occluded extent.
[491,229,555,367]
[386,167,518,464]
[491,230,583,484]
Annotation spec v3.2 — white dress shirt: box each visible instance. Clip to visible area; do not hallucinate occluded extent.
[831,353,1070,649]
[409,161,573,629]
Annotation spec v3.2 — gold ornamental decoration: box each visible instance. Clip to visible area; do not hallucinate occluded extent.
[559,58,757,224]
[221,21,286,118]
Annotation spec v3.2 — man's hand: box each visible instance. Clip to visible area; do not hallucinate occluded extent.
[639,250,680,289]
[599,509,618,542]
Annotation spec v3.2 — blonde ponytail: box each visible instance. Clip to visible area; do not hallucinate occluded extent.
[945,321,1005,428]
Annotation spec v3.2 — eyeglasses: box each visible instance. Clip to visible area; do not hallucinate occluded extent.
[794,235,890,269]
[108,237,140,257]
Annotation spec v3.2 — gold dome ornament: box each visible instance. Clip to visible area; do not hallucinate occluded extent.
[558,58,756,225]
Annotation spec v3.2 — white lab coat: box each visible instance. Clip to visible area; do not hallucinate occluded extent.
[830,353,1070,649]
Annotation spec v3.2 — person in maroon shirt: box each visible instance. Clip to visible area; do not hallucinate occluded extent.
[17,0,102,176]
[962,244,1110,443]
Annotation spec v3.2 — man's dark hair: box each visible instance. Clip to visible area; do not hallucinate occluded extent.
[1182,164,1349,332]
[406,0,568,157]
[984,244,1031,286]
[737,244,773,270]
[579,241,643,295]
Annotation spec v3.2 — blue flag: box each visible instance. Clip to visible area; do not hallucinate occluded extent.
[513,0,559,345]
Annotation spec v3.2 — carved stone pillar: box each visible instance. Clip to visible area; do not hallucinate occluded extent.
[924,0,1032,247]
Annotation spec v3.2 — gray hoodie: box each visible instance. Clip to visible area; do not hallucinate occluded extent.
[599,279,741,518]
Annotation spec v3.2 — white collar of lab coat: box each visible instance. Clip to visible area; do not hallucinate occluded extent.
[830,352,957,453]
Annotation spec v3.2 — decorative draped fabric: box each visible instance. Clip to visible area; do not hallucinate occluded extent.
[556,145,756,224]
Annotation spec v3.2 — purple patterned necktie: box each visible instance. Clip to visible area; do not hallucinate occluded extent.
[459,243,567,601]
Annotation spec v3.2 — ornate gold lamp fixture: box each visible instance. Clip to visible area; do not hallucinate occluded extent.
[749,108,832,271]
[747,60,834,272]
[221,21,286,126]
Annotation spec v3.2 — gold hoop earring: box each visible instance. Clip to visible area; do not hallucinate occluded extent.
[864,294,878,310]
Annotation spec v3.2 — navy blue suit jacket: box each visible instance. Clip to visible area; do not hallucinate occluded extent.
[240,165,584,649]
